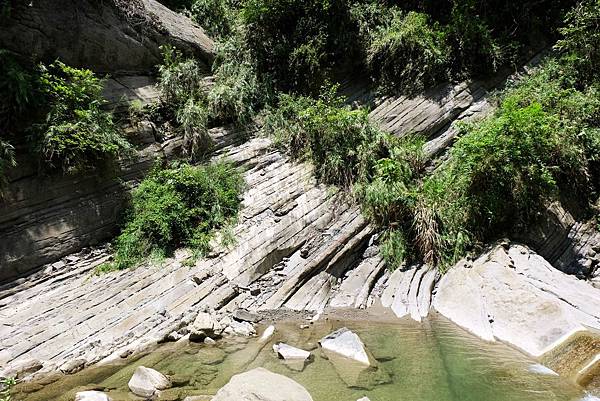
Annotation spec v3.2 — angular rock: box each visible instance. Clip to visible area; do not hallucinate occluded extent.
[189,312,222,342]
[2,359,43,379]
[357,398,371,401]
[228,320,256,337]
[211,368,314,401]
[319,328,373,366]
[273,343,311,361]
[233,308,261,323]
[128,366,171,398]
[75,391,111,401]
[528,364,558,376]
[60,358,86,374]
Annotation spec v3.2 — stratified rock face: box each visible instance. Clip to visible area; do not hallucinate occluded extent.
[433,244,600,357]
[0,0,213,74]
[211,368,314,401]
[75,391,112,401]
[128,366,171,398]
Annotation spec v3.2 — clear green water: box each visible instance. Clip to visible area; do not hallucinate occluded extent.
[15,314,588,401]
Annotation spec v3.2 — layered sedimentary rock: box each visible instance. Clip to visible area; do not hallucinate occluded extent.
[0,0,213,73]
[433,243,600,384]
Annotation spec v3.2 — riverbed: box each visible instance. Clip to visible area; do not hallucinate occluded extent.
[14,313,593,401]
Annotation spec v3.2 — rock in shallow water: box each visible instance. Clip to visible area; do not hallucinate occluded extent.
[190,312,223,342]
[528,363,559,376]
[74,391,111,401]
[273,343,311,361]
[128,366,171,398]
[211,367,314,401]
[319,328,373,366]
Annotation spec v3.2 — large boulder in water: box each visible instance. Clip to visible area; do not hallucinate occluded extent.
[211,368,314,401]
[128,366,171,398]
[319,328,374,366]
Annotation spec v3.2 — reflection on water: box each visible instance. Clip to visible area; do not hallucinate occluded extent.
[15,313,588,401]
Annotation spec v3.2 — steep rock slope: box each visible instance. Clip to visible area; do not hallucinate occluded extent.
[0,0,214,73]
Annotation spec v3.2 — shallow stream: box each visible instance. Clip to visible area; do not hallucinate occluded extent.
[15,313,595,401]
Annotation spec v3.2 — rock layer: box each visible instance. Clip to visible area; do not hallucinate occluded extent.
[0,0,213,74]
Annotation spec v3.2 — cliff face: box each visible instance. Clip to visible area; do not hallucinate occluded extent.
[0,0,214,73]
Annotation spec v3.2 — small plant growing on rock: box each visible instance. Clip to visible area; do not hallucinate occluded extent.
[102,161,244,271]
[0,377,16,401]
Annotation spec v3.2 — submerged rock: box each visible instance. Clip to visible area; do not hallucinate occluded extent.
[357,397,371,401]
[233,308,261,323]
[528,363,559,376]
[273,343,311,361]
[211,367,314,401]
[74,391,111,401]
[319,328,373,366]
[128,366,171,398]
[260,325,276,342]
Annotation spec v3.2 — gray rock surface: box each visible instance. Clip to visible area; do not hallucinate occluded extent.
[319,328,373,366]
[189,312,223,342]
[128,366,171,398]
[0,0,213,74]
[75,391,112,401]
[211,367,314,401]
[434,244,600,357]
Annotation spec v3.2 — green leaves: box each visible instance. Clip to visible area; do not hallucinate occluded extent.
[33,61,129,173]
[107,161,244,270]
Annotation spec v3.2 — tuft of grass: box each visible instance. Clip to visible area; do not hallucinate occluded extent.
[101,161,244,271]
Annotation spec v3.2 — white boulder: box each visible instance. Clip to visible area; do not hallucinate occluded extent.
[273,343,311,361]
[75,391,111,401]
[527,363,558,376]
[260,325,276,342]
[190,312,222,342]
[319,328,373,366]
[128,366,171,398]
[211,367,314,401]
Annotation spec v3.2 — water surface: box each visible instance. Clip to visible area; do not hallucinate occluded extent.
[15,313,588,401]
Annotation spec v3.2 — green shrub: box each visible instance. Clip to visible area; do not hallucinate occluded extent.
[240,0,358,93]
[189,0,237,39]
[444,0,508,76]
[108,161,244,270]
[0,49,36,132]
[264,87,390,188]
[208,35,271,126]
[34,61,129,173]
[158,46,212,159]
[555,0,600,82]
[0,377,16,401]
[367,11,450,93]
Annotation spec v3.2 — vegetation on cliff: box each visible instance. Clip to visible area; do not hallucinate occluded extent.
[0,52,129,181]
[102,161,244,271]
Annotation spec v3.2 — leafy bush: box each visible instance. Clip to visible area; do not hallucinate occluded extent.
[158,46,212,159]
[189,0,237,39]
[367,11,450,93]
[0,377,16,401]
[239,0,358,93]
[263,87,390,188]
[0,49,36,133]
[555,0,600,82]
[33,61,129,173]
[444,0,508,76]
[107,161,244,270]
[208,35,271,126]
